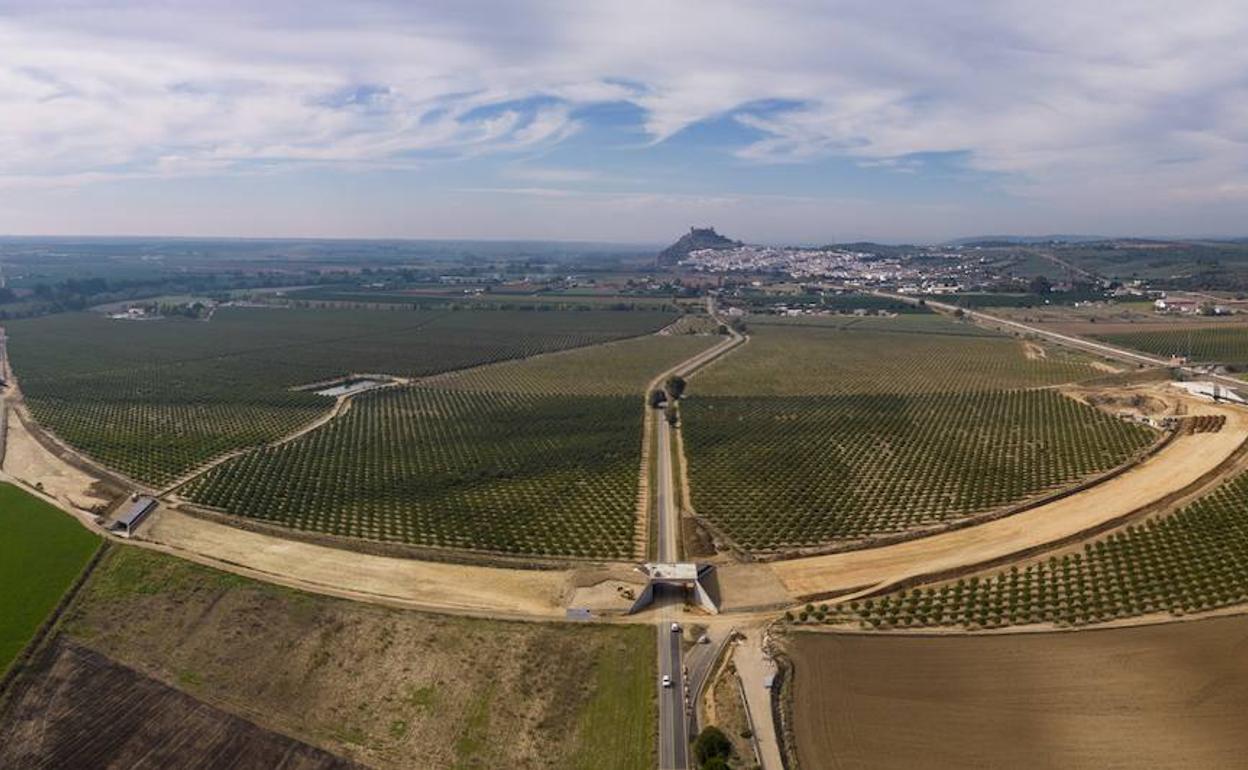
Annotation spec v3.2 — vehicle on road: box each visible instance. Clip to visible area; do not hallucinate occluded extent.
[671,622,681,633]
[661,674,672,688]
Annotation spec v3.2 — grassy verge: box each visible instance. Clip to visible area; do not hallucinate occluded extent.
[571,624,658,770]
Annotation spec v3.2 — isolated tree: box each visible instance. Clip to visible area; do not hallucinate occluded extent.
[1028,275,1053,295]
[693,726,732,766]
[649,389,668,408]
[666,375,687,400]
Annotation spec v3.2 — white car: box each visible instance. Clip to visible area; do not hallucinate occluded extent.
[661,674,673,688]
[670,622,681,633]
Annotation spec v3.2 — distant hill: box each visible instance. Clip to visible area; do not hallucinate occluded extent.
[947,234,1111,247]
[657,227,741,266]
[824,242,917,258]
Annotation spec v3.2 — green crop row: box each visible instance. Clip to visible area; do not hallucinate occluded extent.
[9,307,675,485]
[1096,326,1248,365]
[691,324,1101,397]
[838,470,1248,630]
[183,387,642,559]
[682,389,1154,550]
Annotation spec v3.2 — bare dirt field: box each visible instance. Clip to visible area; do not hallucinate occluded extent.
[769,393,1248,601]
[144,508,569,619]
[787,615,1248,769]
[0,638,361,770]
[45,545,656,770]
[2,409,110,512]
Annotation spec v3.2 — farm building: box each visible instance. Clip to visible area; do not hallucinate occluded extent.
[1153,298,1199,314]
[113,496,157,538]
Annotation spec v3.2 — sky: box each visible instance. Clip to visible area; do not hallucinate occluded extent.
[1,0,1247,244]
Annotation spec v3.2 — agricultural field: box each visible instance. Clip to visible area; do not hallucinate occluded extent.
[732,292,929,314]
[8,306,676,485]
[750,312,1001,337]
[0,483,100,676]
[923,290,1108,308]
[680,322,1152,549]
[837,468,1248,630]
[436,332,718,395]
[0,639,361,770]
[787,617,1248,769]
[34,546,656,770]
[183,388,642,558]
[178,323,716,558]
[287,285,678,311]
[691,323,1102,397]
[682,390,1153,548]
[1096,326,1248,366]
[661,313,724,335]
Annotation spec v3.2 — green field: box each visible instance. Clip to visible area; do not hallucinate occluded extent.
[177,326,717,559]
[0,483,100,676]
[683,390,1153,549]
[184,388,642,558]
[9,307,676,485]
[681,322,1152,550]
[1096,326,1248,366]
[736,293,930,314]
[750,312,1001,337]
[437,332,717,395]
[692,323,1100,397]
[288,285,678,311]
[49,546,655,769]
[836,469,1248,630]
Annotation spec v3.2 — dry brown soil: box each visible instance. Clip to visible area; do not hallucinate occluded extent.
[144,508,569,619]
[0,638,362,770]
[788,615,1248,769]
[2,409,109,511]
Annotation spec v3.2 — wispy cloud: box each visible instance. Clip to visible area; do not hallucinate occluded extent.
[1,0,1247,237]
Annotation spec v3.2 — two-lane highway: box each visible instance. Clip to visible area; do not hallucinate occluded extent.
[655,296,745,770]
[655,413,689,770]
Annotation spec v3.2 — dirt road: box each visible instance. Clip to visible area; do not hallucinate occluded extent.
[733,629,785,770]
[145,509,568,619]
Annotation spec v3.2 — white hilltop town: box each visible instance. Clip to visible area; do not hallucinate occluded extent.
[677,237,978,288]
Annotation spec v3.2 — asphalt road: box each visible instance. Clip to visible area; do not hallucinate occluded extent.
[654,414,690,769]
[655,296,747,769]
[656,613,688,770]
